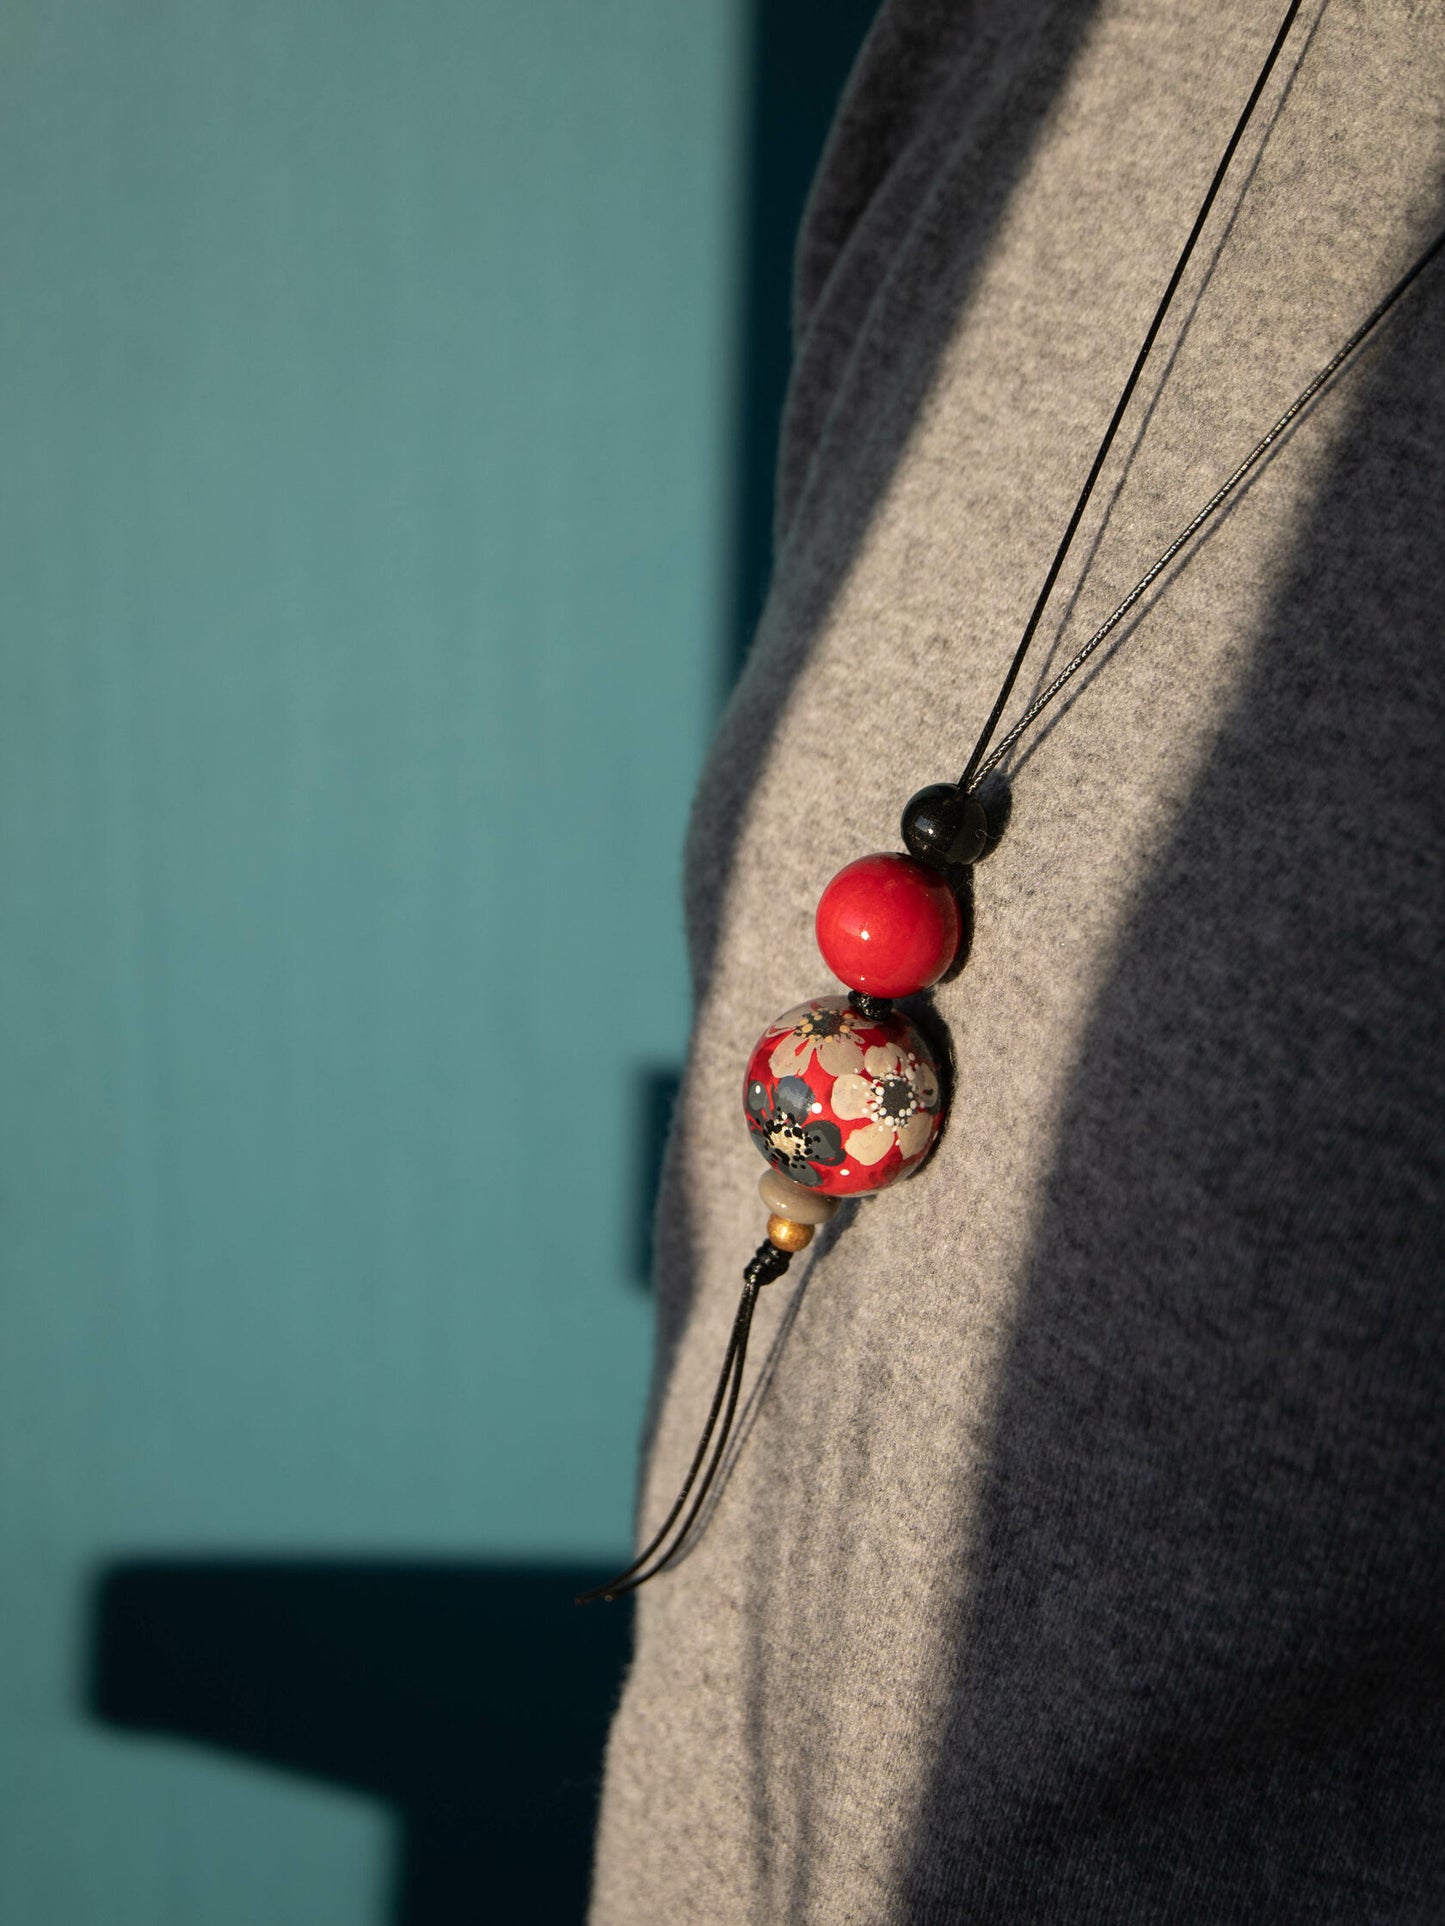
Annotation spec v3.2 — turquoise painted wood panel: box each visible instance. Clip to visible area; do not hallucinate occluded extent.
[0,0,743,1918]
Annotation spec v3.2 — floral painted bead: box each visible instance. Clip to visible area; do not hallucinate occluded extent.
[742,996,944,1197]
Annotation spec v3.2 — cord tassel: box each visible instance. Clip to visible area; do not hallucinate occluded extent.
[576,1259,780,1605]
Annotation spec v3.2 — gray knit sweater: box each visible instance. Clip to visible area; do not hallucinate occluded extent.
[591,2,1445,1918]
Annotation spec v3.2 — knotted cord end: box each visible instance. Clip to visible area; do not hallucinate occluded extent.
[743,1240,793,1288]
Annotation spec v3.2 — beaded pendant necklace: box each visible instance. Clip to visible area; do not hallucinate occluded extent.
[578,0,1445,1606]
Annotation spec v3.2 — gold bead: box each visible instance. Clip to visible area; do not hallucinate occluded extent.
[766,1214,815,1253]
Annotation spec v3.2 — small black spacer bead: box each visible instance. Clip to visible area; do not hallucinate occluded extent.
[848,990,893,1022]
[743,1240,793,1287]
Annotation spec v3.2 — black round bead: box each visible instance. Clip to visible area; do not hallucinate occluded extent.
[900,783,988,869]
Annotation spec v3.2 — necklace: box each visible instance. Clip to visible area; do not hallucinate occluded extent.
[578,4,1445,1607]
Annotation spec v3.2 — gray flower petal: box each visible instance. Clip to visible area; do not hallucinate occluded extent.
[802,1119,844,1165]
[775,1076,816,1123]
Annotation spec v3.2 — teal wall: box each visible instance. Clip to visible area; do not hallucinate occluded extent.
[0,2,745,1920]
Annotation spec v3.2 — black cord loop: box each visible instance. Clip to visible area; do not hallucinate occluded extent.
[957,0,1306,791]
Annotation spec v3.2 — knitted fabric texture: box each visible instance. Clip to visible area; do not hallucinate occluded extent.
[590,1,1445,1918]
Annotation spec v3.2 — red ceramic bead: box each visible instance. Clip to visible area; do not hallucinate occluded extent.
[743,997,944,1197]
[815,853,960,996]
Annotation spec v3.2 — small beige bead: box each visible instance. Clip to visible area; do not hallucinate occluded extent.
[766,1214,815,1253]
[758,1169,840,1225]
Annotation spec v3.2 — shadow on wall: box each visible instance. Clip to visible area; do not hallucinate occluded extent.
[630,1066,683,1287]
[727,0,883,686]
[87,1563,632,1926]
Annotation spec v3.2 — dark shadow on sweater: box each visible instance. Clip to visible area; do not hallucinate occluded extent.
[900,219,1445,1919]
[87,1560,631,1926]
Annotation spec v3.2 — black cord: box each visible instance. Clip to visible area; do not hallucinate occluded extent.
[957,0,1305,791]
[576,1271,766,1604]
[971,221,1445,785]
